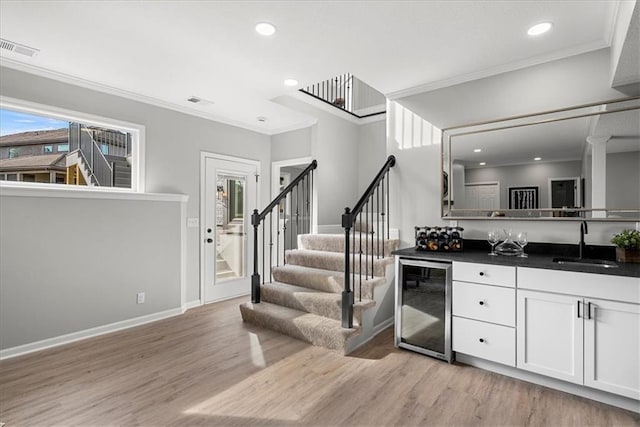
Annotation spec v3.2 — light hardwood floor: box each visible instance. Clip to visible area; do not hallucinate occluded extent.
[1,296,638,426]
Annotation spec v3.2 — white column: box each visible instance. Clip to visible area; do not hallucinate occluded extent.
[587,135,610,218]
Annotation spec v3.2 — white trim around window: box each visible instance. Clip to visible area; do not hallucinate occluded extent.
[0,96,146,193]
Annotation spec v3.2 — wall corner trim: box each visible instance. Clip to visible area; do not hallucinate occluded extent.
[0,306,185,360]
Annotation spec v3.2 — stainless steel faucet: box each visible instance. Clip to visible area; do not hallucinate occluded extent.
[579,221,588,259]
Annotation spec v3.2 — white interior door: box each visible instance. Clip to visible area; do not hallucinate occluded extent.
[464,183,499,210]
[204,157,258,303]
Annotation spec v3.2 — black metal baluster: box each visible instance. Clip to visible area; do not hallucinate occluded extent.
[381,175,385,258]
[370,195,374,278]
[377,185,380,259]
[283,195,287,265]
[262,220,265,283]
[387,170,390,239]
[359,212,362,295]
[277,207,280,267]
[352,223,356,302]
[269,211,273,283]
[365,200,368,280]
[290,190,293,250]
[296,183,300,239]
[311,170,314,232]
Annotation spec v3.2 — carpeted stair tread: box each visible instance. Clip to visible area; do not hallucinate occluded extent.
[286,249,392,276]
[260,282,374,324]
[239,301,360,353]
[299,234,399,257]
[272,264,386,299]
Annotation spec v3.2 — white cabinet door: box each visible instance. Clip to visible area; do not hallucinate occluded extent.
[584,298,640,400]
[517,290,584,384]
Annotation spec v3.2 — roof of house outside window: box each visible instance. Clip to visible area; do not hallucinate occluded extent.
[0,153,67,172]
[0,129,68,147]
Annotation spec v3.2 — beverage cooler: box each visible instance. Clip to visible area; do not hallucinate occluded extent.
[395,258,453,362]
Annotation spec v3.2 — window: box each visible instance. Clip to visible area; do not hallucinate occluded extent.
[0,98,144,192]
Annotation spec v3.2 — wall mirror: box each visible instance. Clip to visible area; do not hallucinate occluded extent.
[442,97,640,220]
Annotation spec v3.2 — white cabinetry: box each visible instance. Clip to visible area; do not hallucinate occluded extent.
[452,262,516,367]
[517,290,584,384]
[518,268,640,400]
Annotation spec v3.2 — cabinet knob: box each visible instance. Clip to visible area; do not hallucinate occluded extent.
[206,238,213,243]
[479,338,485,343]
[479,272,485,276]
[479,301,485,306]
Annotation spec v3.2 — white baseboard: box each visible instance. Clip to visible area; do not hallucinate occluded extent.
[0,306,184,360]
[456,354,640,413]
[183,300,202,310]
[373,317,394,335]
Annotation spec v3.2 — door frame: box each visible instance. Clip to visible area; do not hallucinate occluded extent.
[548,176,580,208]
[200,152,261,304]
[271,157,317,234]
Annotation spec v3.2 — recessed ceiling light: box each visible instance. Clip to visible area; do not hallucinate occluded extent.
[284,79,299,87]
[257,116,267,122]
[474,148,482,153]
[528,22,552,36]
[255,22,276,36]
[479,162,486,166]
[534,157,542,161]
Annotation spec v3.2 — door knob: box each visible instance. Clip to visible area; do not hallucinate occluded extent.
[206,238,213,243]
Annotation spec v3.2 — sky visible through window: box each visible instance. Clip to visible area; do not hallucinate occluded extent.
[0,109,69,136]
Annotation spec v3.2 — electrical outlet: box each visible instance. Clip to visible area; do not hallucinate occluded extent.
[187,218,199,228]
[137,292,145,304]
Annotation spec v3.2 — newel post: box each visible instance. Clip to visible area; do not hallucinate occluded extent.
[341,207,354,328]
[251,209,261,303]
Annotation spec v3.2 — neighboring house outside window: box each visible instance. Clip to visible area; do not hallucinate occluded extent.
[0,101,143,191]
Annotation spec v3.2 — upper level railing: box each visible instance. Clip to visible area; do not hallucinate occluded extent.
[340,155,396,328]
[250,160,317,303]
[300,74,386,119]
[69,123,114,186]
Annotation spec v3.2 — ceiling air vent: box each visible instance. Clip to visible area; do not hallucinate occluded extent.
[0,38,39,57]
[186,96,214,106]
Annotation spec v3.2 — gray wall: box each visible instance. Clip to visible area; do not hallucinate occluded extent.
[388,48,638,249]
[273,96,361,226]
[271,127,312,162]
[0,66,271,349]
[607,151,640,213]
[464,161,583,209]
[0,196,181,349]
[358,120,387,193]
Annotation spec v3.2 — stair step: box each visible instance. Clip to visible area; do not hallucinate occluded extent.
[260,282,374,325]
[271,264,385,300]
[299,233,399,257]
[239,301,361,354]
[286,249,392,277]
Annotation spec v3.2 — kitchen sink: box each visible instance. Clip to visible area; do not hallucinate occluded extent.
[552,257,619,269]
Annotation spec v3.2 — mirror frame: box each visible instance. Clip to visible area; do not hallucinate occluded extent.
[441,96,640,221]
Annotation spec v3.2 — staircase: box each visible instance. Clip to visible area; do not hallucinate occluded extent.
[240,233,398,353]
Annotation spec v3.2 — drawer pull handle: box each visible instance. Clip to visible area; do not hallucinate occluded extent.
[479,338,485,343]
[479,272,485,276]
[479,301,485,306]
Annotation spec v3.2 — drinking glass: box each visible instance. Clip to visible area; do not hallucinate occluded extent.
[487,230,500,256]
[517,232,529,258]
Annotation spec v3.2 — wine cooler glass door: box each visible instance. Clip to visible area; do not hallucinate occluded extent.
[396,259,452,362]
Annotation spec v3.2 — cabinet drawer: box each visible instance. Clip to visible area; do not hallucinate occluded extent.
[453,281,515,326]
[453,261,516,287]
[453,316,515,366]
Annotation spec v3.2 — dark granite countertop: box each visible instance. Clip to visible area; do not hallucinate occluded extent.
[393,241,640,278]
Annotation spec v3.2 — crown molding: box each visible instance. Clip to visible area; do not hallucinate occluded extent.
[0,57,286,136]
[386,40,610,100]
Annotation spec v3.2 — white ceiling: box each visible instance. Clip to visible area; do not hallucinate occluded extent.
[0,1,621,135]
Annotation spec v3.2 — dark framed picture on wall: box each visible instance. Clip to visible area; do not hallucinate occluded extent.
[509,186,539,209]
